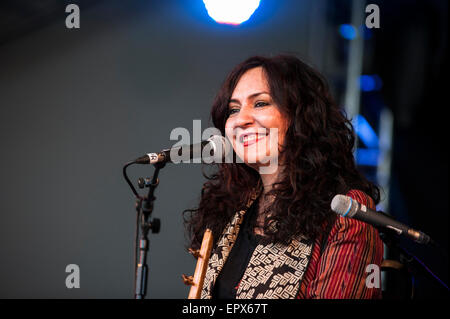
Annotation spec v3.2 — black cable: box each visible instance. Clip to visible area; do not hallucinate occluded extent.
[133,199,142,295]
[123,161,140,198]
[123,160,142,296]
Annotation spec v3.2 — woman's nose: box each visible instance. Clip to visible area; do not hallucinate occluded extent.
[233,105,254,128]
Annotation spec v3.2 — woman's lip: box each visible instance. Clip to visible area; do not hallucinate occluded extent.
[242,134,268,147]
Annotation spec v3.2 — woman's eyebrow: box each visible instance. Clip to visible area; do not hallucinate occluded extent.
[229,91,270,105]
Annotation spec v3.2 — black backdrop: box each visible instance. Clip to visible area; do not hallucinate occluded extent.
[0,0,447,299]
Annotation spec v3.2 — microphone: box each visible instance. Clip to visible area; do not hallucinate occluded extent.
[133,135,231,165]
[331,194,432,245]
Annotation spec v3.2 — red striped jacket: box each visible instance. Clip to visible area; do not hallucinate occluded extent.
[297,190,384,298]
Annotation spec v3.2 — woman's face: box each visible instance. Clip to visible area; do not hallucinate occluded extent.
[225,67,289,173]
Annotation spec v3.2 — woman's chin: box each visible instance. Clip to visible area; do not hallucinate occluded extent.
[241,157,280,172]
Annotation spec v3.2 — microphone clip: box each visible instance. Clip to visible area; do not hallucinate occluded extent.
[138,177,159,189]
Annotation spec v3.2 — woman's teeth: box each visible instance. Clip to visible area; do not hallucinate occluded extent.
[240,134,267,143]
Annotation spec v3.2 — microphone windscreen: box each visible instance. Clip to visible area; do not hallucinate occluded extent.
[331,194,353,217]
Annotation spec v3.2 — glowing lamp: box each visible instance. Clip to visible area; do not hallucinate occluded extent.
[203,0,261,25]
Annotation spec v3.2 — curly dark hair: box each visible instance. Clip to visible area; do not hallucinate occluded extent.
[184,54,380,250]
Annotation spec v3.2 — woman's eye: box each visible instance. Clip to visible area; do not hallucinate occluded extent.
[228,108,239,115]
[255,101,269,107]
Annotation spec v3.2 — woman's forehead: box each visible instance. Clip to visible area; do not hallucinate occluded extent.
[231,67,270,99]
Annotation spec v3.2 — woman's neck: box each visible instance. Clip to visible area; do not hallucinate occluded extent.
[254,172,279,236]
[261,176,277,194]
[259,165,284,195]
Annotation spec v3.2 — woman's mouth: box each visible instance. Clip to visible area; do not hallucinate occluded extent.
[239,133,268,147]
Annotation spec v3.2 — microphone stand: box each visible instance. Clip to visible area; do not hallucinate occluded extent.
[123,140,226,298]
[134,161,164,299]
[380,231,449,298]
[123,160,163,299]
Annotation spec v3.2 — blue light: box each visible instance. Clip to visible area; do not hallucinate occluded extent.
[359,74,383,92]
[203,0,261,25]
[359,75,375,91]
[339,24,357,40]
[353,114,379,148]
[356,148,379,166]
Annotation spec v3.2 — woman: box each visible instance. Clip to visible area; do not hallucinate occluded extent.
[184,55,383,299]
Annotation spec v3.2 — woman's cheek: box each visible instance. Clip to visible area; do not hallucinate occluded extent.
[224,124,237,152]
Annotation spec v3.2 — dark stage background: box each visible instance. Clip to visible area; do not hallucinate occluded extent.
[0,0,447,299]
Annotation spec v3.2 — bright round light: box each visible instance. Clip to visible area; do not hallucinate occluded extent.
[203,0,261,25]
[339,24,357,40]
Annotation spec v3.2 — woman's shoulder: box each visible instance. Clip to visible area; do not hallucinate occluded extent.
[345,189,376,209]
[327,189,381,243]
[300,189,384,299]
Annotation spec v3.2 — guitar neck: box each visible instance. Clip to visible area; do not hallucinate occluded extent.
[188,229,213,299]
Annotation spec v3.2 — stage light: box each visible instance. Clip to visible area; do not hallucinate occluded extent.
[353,114,379,149]
[339,24,357,40]
[203,0,261,25]
[359,75,376,91]
[359,74,383,92]
[356,148,379,166]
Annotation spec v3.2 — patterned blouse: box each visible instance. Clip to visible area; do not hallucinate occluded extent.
[202,189,384,299]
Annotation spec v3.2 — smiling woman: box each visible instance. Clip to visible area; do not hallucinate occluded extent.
[225,67,289,178]
[183,55,383,299]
